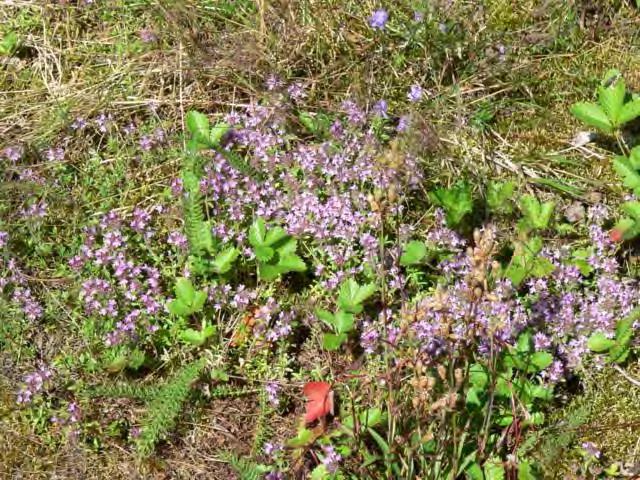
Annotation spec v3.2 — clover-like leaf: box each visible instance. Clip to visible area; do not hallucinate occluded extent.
[209,122,230,146]
[619,99,640,125]
[570,102,614,134]
[185,110,210,141]
[174,277,196,303]
[322,332,348,350]
[334,311,355,334]
[168,298,191,317]
[587,332,616,352]
[249,218,267,246]
[613,156,640,191]
[212,247,239,274]
[597,78,626,124]
[400,240,427,266]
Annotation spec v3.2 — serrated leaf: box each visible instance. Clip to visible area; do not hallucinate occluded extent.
[338,279,376,313]
[286,427,314,448]
[264,226,289,246]
[529,351,553,372]
[192,290,207,312]
[530,384,553,401]
[323,332,347,350]
[619,99,640,125]
[105,355,128,373]
[400,240,428,266]
[249,218,266,246]
[185,110,210,141]
[175,277,196,303]
[168,298,191,316]
[616,309,640,343]
[466,387,484,408]
[277,253,307,272]
[518,461,536,480]
[258,263,282,281]
[180,328,206,346]
[629,147,640,169]
[487,181,515,213]
[334,311,355,334]
[570,102,613,134]
[608,343,630,364]
[622,201,640,221]
[254,245,275,262]
[275,237,297,256]
[315,309,335,326]
[484,457,506,480]
[598,78,626,124]
[209,122,230,146]
[587,332,616,352]
[212,247,239,274]
[469,363,489,389]
[517,332,532,354]
[614,157,640,191]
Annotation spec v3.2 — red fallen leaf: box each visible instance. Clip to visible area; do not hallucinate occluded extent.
[302,381,334,424]
[610,228,624,243]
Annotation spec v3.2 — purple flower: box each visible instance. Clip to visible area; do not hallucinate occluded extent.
[321,445,342,474]
[2,145,23,162]
[265,74,283,91]
[397,115,411,132]
[167,231,188,251]
[581,441,601,459]
[71,117,87,130]
[414,10,424,22]
[45,147,65,162]
[372,99,388,118]
[139,28,157,43]
[408,84,423,102]
[139,135,154,151]
[0,231,7,248]
[265,382,280,407]
[369,9,389,30]
[287,83,306,101]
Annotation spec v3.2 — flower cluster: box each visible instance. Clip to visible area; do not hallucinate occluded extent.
[17,366,53,403]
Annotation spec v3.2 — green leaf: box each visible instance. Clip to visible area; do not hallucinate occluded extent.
[258,263,282,281]
[587,332,616,352]
[613,156,640,191]
[185,110,210,141]
[180,328,206,346]
[466,387,484,409]
[264,226,289,246]
[310,465,330,480]
[469,363,489,389]
[615,310,639,345]
[629,147,640,170]
[175,277,196,303]
[254,245,275,262]
[338,279,376,313]
[530,384,553,401]
[323,333,348,350]
[622,201,640,221]
[597,78,626,124]
[277,253,307,272]
[249,218,266,246]
[484,458,505,480]
[315,309,335,326]
[209,122,230,146]
[286,427,314,448]
[0,32,18,56]
[529,352,553,372]
[619,99,640,125]
[212,247,239,274]
[400,240,428,266]
[334,311,355,334]
[429,182,473,226]
[516,332,532,354]
[487,181,515,214]
[168,298,191,316]
[192,290,207,312]
[570,102,614,134]
[608,343,630,364]
[127,349,146,370]
[520,195,554,230]
[275,237,297,256]
[105,355,128,373]
[465,463,484,480]
[517,461,536,480]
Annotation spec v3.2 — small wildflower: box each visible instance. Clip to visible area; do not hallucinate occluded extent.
[287,83,306,101]
[265,381,280,407]
[414,10,424,22]
[408,84,423,103]
[372,99,388,118]
[369,9,389,30]
[321,444,342,474]
[139,28,157,43]
[0,231,8,248]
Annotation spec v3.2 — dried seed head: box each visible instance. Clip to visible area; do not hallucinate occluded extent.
[437,364,447,381]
